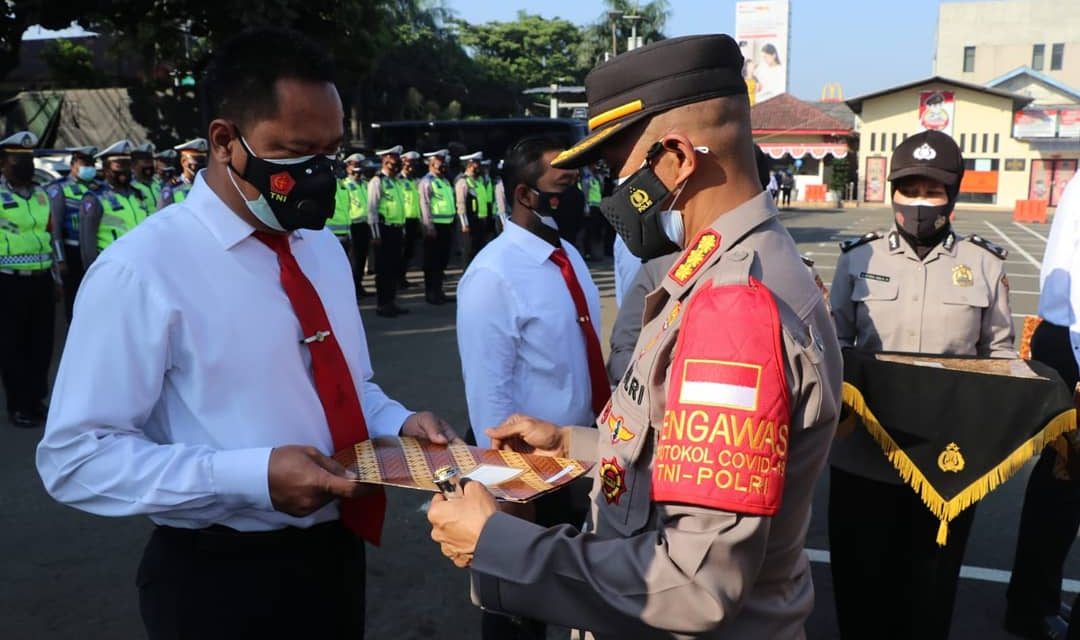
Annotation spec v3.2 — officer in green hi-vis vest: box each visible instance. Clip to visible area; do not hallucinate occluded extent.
[0,131,63,428]
[455,151,491,266]
[130,142,158,215]
[368,144,409,318]
[328,158,353,252]
[419,148,458,305]
[159,138,207,209]
[79,140,151,267]
[341,152,372,299]
[152,148,177,204]
[399,150,423,290]
[46,145,100,321]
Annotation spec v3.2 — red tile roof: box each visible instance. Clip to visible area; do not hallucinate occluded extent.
[751,93,853,134]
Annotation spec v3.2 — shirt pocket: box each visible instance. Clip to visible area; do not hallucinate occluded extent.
[940,284,990,345]
[594,390,653,537]
[849,277,899,303]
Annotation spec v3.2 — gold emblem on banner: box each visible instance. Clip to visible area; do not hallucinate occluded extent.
[938,442,966,473]
[952,264,974,287]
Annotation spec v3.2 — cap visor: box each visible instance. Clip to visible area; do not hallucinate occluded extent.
[551,113,648,169]
[888,166,959,188]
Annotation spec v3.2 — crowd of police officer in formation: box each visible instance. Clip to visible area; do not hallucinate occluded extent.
[0,133,608,426]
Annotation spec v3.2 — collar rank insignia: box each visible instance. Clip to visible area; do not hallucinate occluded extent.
[943,231,956,251]
[888,231,900,251]
[669,230,720,285]
[600,457,627,504]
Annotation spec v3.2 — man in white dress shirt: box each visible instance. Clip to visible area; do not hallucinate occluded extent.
[455,135,606,640]
[1007,172,1080,639]
[36,28,453,640]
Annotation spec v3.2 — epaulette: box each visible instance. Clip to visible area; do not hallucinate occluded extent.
[839,231,882,253]
[965,234,1008,260]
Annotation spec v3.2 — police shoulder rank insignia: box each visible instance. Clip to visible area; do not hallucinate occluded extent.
[652,278,791,516]
[952,264,974,287]
[600,457,627,504]
[839,231,882,253]
[668,230,721,285]
[966,234,1007,260]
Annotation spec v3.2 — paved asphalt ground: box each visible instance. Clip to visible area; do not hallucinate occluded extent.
[1,205,1071,639]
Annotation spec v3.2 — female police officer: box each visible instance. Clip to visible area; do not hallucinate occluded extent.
[828,130,1016,639]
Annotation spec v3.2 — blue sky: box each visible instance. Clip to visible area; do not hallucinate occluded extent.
[448,0,968,100]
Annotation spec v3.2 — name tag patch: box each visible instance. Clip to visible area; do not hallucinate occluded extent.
[859,272,890,283]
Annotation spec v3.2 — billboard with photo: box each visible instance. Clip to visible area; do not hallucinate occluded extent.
[1013,109,1059,138]
[918,91,955,137]
[736,0,790,105]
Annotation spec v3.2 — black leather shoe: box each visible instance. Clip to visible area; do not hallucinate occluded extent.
[1005,613,1069,639]
[375,306,398,318]
[9,411,41,428]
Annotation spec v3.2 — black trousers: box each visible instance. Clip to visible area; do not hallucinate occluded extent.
[350,222,371,297]
[781,187,793,207]
[401,218,423,281]
[0,271,54,416]
[375,223,403,307]
[138,523,365,640]
[581,206,603,258]
[465,213,490,267]
[1008,321,1080,623]
[423,223,454,295]
[61,244,84,321]
[829,467,976,640]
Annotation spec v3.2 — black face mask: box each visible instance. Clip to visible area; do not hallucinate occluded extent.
[532,184,584,229]
[10,156,34,183]
[599,143,680,260]
[894,201,952,246]
[138,166,154,180]
[227,135,337,232]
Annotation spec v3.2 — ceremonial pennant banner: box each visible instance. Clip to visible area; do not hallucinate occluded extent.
[841,350,1077,545]
[333,436,594,503]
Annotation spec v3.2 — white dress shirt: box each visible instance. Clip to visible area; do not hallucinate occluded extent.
[1038,173,1080,370]
[613,234,642,308]
[456,221,601,448]
[36,172,412,531]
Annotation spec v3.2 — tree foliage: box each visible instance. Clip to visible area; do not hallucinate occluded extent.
[458,11,587,90]
[40,39,101,88]
[578,0,670,69]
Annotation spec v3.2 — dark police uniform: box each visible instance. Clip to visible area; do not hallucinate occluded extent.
[460,35,843,638]
[828,131,1016,639]
[368,145,409,317]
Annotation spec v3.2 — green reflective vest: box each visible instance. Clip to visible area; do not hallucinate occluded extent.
[375,175,405,225]
[0,187,52,270]
[151,176,163,203]
[428,176,456,224]
[401,177,421,220]
[344,178,367,221]
[466,176,493,219]
[97,189,149,251]
[329,181,352,236]
[132,180,156,214]
[586,176,602,206]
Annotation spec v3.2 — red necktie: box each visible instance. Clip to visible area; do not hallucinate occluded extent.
[253,231,385,545]
[549,247,611,417]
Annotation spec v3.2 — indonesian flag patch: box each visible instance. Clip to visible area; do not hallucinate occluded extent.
[653,278,791,516]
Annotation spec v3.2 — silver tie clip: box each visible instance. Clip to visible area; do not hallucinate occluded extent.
[300,330,331,345]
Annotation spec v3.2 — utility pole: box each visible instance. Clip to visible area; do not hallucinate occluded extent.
[623,12,642,51]
[607,10,623,59]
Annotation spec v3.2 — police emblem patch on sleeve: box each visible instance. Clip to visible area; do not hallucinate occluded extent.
[653,278,791,516]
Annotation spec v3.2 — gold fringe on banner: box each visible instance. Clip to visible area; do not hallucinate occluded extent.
[841,382,1077,546]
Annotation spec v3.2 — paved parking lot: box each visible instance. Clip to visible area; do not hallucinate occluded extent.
[0,205,1068,639]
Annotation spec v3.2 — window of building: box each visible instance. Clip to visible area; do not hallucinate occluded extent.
[1052,43,1065,71]
[959,133,966,150]
[891,133,898,150]
[970,134,977,153]
[959,159,1000,205]
[993,133,999,153]
[869,132,876,152]
[1033,44,1045,70]
[963,46,976,73]
[982,133,989,153]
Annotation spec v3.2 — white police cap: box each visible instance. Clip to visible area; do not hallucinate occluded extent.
[376,145,403,157]
[401,150,421,161]
[344,152,366,164]
[133,142,156,155]
[174,138,208,154]
[154,149,178,161]
[423,148,449,159]
[460,151,483,162]
[68,145,98,158]
[95,140,134,159]
[0,131,39,150]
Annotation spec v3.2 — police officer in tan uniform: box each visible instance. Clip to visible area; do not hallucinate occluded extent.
[428,34,842,638]
[828,130,1015,639]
